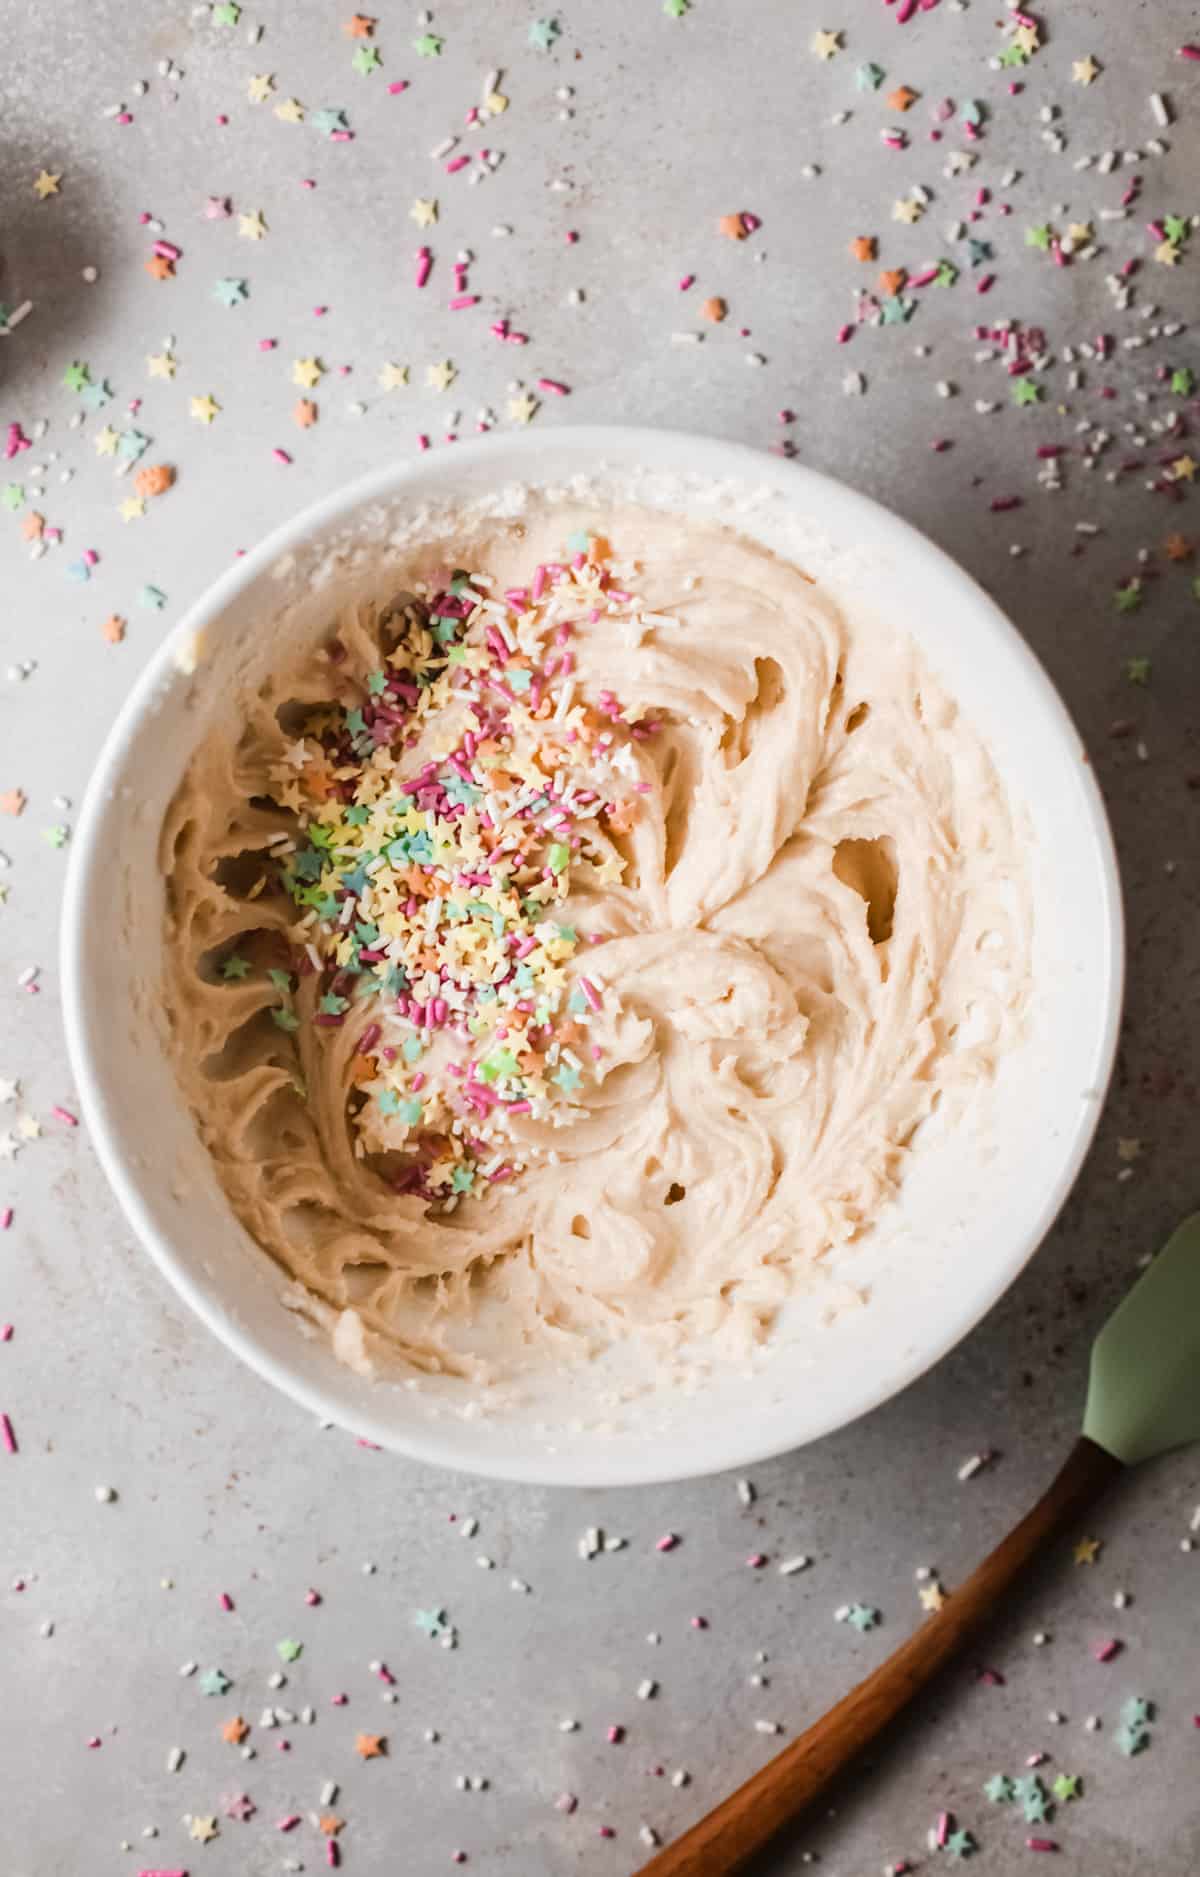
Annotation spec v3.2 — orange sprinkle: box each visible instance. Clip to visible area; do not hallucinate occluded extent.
[850,235,877,263]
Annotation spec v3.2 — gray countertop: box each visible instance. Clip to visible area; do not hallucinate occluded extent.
[2,1,1199,1871]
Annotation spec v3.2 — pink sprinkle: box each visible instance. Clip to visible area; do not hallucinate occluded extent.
[746,1553,767,1569]
[1025,1751,1047,1767]
[896,0,918,20]
[153,240,181,261]
[1093,1637,1122,1662]
[327,1841,339,1867]
[976,273,995,294]
[272,448,292,465]
[258,337,278,350]
[555,1792,578,1814]
[82,550,98,569]
[0,1326,12,1342]
[277,1816,302,1831]
[655,1533,679,1552]
[87,1736,102,1750]
[388,79,410,93]
[331,1693,348,1706]
[836,323,854,344]
[990,495,1022,512]
[690,1615,708,1629]
[607,1725,624,1744]
[1,1412,16,1454]
[52,1105,78,1127]
[453,1853,468,1864]
[445,154,470,173]
[978,1668,1005,1686]
[936,1813,952,1849]
[219,1592,234,1612]
[417,434,431,451]
[598,1827,615,1839]
[415,246,433,288]
[678,273,695,290]
[449,294,480,310]
[578,977,603,1013]
[1179,44,1200,60]
[139,1870,189,1876]
[536,378,570,397]
[907,267,939,289]
[1027,1841,1059,1853]
[375,1662,396,1684]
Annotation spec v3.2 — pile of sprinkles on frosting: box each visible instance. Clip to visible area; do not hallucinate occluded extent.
[230,532,657,1211]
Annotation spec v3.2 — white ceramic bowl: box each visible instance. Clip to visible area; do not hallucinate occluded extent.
[61,429,1123,1486]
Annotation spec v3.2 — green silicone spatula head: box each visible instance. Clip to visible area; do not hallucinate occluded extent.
[1082,1211,1200,1466]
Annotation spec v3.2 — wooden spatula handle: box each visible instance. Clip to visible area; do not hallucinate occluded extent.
[638,1435,1123,1877]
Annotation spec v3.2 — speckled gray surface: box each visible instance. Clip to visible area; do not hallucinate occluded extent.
[2,2,1199,1872]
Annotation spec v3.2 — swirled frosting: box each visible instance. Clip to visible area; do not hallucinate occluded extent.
[161,504,1029,1383]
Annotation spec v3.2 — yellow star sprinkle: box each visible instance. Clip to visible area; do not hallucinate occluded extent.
[247,73,275,103]
[507,390,539,425]
[120,495,146,522]
[1169,453,1197,482]
[147,351,177,379]
[378,362,409,391]
[190,393,221,425]
[893,197,923,224]
[292,356,324,389]
[1072,55,1100,85]
[1067,221,1093,244]
[1013,22,1040,54]
[811,28,841,59]
[33,169,61,199]
[94,426,120,457]
[1073,1535,1102,1566]
[485,90,508,113]
[275,97,305,123]
[238,209,268,241]
[409,197,438,228]
[426,358,456,391]
[189,1815,219,1844]
[1154,240,1181,267]
[919,1580,947,1612]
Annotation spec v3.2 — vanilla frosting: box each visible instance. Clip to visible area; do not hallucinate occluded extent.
[160,504,1030,1383]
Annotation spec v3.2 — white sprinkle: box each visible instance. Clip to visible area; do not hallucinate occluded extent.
[639,1825,660,1849]
[1033,1631,1050,1646]
[578,1527,602,1560]
[779,1555,810,1576]
[670,1768,690,1788]
[94,1485,116,1503]
[558,1718,579,1733]
[736,1479,755,1507]
[431,136,458,159]
[475,1555,493,1570]
[636,1679,657,1701]
[1150,93,1171,128]
[1048,1709,1064,1725]
[320,1781,338,1807]
[1113,1590,1130,1610]
[1084,1714,1101,1732]
[510,1577,531,1594]
[166,1747,185,1773]
[755,1719,781,1735]
[179,1661,197,1678]
[957,1452,988,1482]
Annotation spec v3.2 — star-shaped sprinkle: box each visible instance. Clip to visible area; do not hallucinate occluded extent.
[1066,221,1093,245]
[933,258,958,287]
[200,1667,232,1696]
[20,510,43,539]
[352,44,381,74]
[0,1133,19,1160]
[356,1732,386,1759]
[119,496,146,522]
[1072,55,1100,85]
[147,351,177,379]
[43,825,69,849]
[292,356,324,389]
[663,0,689,16]
[811,28,841,59]
[1170,367,1195,397]
[1125,655,1152,687]
[414,1606,449,1636]
[145,254,174,282]
[139,584,166,610]
[426,358,456,391]
[878,266,906,296]
[919,1580,947,1612]
[213,0,240,21]
[998,41,1028,68]
[850,235,876,262]
[33,169,61,199]
[276,1637,303,1662]
[1170,454,1198,482]
[311,107,349,135]
[378,362,409,391]
[508,390,539,424]
[984,1774,1014,1803]
[1155,241,1181,267]
[1121,1696,1153,1728]
[344,12,375,34]
[1051,1773,1080,1802]
[846,1603,880,1632]
[247,73,275,103]
[410,197,438,228]
[887,85,917,111]
[62,361,91,392]
[2,482,23,510]
[275,97,305,122]
[879,294,914,325]
[204,195,231,220]
[293,398,317,428]
[528,17,560,51]
[223,1792,256,1822]
[0,791,25,818]
[413,31,443,56]
[893,197,923,225]
[94,425,120,457]
[1164,532,1194,562]
[190,393,221,424]
[189,1815,219,1843]
[966,238,993,267]
[1163,214,1190,245]
[1025,223,1053,252]
[1113,580,1142,614]
[101,614,126,643]
[1013,377,1041,406]
[213,277,248,308]
[946,1830,976,1860]
[220,955,251,982]
[857,61,885,90]
[1013,21,1040,53]
[238,209,267,241]
[221,1714,250,1742]
[1073,1535,1102,1565]
[0,1075,19,1100]
[1020,1786,1049,1825]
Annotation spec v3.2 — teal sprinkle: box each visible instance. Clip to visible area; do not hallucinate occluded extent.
[319,993,349,1016]
[564,528,591,554]
[345,804,371,826]
[567,989,588,1014]
[267,969,294,994]
[378,1089,401,1115]
[507,666,532,692]
[367,669,387,694]
[451,1164,475,1193]
[272,1008,300,1032]
[139,584,166,609]
[398,1097,423,1125]
[402,1037,424,1062]
[553,1062,581,1093]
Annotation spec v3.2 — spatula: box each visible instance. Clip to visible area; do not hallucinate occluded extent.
[637,1212,1200,1877]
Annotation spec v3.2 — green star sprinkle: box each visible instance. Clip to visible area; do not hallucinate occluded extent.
[1170,366,1194,396]
[62,360,91,392]
[1163,215,1189,246]
[213,277,249,308]
[139,584,166,609]
[213,1,241,22]
[1124,656,1152,686]
[528,16,560,50]
[413,32,443,56]
[934,259,959,288]
[966,238,994,267]
[998,41,1028,67]
[846,1603,879,1632]
[272,1007,300,1032]
[1051,1773,1080,1803]
[199,1668,231,1696]
[276,1638,303,1662]
[856,62,885,90]
[1026,223,1053,251]
[1114,580,1143,614]
[946,1829,976,1860]
[1,483,23,511]
[353,44,381,73]
[1022,1789,1050,1825]
[221,954,250,980]
[1013,377,1041,406]
[43,825,70,849]
[984,1774,1014,1804]
[663,0,690,15]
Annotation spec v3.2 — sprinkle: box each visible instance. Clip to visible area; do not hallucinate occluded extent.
[655,1534,679,1552]
[0,1412,16,1453]
[778,1555,810,1575]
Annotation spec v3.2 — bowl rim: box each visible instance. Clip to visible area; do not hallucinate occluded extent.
[60,426,1125,1486]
